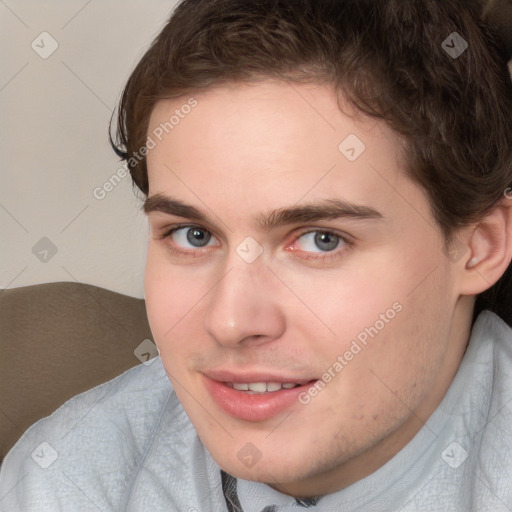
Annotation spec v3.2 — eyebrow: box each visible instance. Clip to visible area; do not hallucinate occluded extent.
[143,193,383,229]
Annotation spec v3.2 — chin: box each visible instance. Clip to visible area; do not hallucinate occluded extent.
[207,439,322,486]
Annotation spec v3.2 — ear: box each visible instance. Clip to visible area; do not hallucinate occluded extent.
[457,196,512,295]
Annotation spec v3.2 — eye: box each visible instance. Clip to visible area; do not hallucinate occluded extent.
[294,230,346,253]
[287,230,350,263]
[167,226,217,249]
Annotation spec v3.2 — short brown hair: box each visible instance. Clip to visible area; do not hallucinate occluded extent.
[110,0,512,324]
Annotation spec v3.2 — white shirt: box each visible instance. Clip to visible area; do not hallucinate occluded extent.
[1,310,511,511]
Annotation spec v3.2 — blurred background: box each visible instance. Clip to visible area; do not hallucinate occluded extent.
[0,0,179,298]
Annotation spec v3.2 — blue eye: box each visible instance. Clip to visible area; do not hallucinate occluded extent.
[296,231,344,252]
[160,225,348,262]
[169,226,215,248]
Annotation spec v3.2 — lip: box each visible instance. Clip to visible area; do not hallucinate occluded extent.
[202,370,317,422]
[203,369,314,385]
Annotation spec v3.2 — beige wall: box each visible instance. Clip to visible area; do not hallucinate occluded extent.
[0,1,177,298]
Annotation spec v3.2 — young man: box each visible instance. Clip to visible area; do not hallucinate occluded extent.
[1,0,512,510]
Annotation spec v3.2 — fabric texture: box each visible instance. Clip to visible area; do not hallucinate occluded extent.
[0,282,152,461]
[0,311,511,511]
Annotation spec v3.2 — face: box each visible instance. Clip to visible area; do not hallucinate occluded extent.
[143,81,467,497]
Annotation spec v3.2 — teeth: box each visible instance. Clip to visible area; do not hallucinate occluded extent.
[266,382,282,392]
[248,382,267,393]
[228,382,300,393]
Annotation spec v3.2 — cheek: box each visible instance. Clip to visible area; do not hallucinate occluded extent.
[300,246,455,407]
[144,247,204,359]
[341,269,454,415]
[280,254,408,354]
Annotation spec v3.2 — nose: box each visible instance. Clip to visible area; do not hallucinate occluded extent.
[202,261,286,348]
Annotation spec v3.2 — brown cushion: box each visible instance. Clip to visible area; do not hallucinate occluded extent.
[0,282,153,461]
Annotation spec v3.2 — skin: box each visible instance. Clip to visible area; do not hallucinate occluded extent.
[142,80,511,498]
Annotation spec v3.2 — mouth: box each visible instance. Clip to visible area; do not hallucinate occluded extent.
[225,381,301,393]
[202,372,317,422]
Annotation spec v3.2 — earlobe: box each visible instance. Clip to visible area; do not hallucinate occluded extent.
[458,200,512,295]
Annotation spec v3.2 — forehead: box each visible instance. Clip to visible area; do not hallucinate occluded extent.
[144,80,428,224]
[146,80,398,165]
